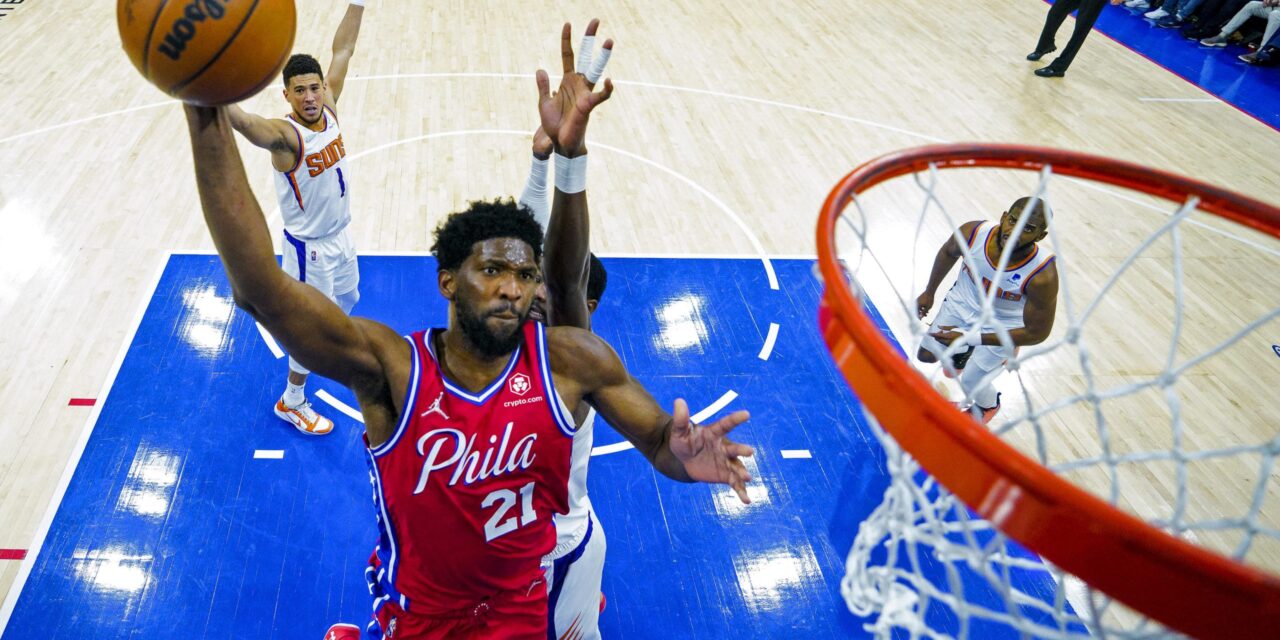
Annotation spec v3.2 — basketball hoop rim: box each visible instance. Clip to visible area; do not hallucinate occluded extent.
[817,143,1280,639]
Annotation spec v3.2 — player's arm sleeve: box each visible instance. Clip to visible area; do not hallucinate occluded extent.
[183,105,384,387]
[326,3,365,105]
[518,154,551,231]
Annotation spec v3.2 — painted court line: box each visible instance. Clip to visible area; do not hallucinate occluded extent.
[592,390,741,457]
[256,322,285,359]
[0,253,171,632]
[253,450,285,460]
[758,323,780,361]
[781,450,813,459]
[316,390,365,424]
[67,398,96,407]
[1138,97,1220,103]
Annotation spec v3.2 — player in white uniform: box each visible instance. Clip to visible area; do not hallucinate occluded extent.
[224,1,367,436]
[915,197,1060,424]
[520,21,614,640]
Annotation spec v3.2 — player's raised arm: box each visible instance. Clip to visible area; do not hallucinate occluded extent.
[182,105,386,388]
[917,220,981,320]
[225,104,298,162]
[549,328,756,503]
[326,0,366,106]
[537,20,614,329]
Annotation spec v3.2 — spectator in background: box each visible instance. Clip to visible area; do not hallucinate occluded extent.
[1150,0,1208,26]
[1182,0,1252,38]
[1200,0,1280,48]
[1028,0,1126,78]
[1240,27,1280,61]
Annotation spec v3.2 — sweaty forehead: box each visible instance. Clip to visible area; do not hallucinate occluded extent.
[467,237,536,266]
[288,74,323,90]
[1008,207,1047,227]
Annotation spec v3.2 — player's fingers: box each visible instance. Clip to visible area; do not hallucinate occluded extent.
[577,19,599,73]
[730,470,751,504]
[585,78,614,109]
[709,409,749,436]
[536,69,552,105]
[671,398,691,438]
[727,442,755,459]
[561,23,575,74]
[584,42,612,85]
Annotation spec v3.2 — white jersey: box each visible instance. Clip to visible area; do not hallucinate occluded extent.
[548,408,596,559]
[948,221,1056,327]
[273,105,351,240]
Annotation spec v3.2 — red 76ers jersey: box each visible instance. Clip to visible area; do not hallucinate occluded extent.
[364,321,576,616]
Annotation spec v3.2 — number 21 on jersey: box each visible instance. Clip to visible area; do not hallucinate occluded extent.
[482,481,536,542]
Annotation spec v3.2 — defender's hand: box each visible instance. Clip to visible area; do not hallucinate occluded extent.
[536,20,615,157]
[668,398,755,504]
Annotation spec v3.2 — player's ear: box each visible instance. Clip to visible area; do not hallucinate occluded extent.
[438,270,457,300]
[587,300,598,314]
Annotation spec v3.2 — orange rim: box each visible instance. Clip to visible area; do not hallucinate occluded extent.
[816,143,1280,639]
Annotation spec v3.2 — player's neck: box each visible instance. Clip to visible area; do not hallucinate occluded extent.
[435,329,516,392]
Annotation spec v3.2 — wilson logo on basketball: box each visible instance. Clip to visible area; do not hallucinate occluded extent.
[156,0,229,62]
[509,373,531,396]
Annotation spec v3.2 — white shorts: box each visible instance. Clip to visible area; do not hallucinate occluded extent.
[920,297,1015,371]
[281,226,360,299]
[545,510,605,640]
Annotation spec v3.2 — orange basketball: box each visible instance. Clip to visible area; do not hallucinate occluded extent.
[117,0,296,106]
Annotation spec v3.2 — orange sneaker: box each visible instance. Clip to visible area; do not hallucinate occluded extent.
[275,397,334,436]
[324,623,361,640]
[600,591,607,613]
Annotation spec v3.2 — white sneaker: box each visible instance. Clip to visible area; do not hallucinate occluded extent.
[275,397,335,435]
[1125,0,1149,7]
[1145,8,1169,18]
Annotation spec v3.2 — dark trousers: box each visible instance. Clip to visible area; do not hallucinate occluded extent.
[1035,0,1108,70]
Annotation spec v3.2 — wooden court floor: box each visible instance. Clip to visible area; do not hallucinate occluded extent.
[1,0,1278,623]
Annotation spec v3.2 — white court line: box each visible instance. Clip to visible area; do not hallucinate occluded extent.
[1138,97,1221,103]
[255,322,284,359]
[344,128,781,290]
[758,323,781,361]
[317,390,365,424]
[0,253,171,632]
[253,450,285,460]
[591,390,740,457]
[0,99,175,145]
[781,450,813,459]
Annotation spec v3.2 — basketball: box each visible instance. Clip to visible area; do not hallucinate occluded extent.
[117,0,297,106]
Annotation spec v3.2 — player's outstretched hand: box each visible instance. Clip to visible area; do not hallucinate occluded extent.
[536,19,615,157]
[668,398,755,504]
[532,126,553,160]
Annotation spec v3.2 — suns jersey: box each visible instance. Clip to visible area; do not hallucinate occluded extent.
[272,105,351,240]
[365,321,577,615]
[948,221,1056,327]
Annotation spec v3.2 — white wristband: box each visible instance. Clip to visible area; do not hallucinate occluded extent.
[964,332,982,347]
[554,153,588,194]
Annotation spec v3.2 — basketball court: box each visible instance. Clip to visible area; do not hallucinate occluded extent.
[1,1,1278,637]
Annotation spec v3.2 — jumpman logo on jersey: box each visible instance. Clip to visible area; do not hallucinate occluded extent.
[421,392,449,420]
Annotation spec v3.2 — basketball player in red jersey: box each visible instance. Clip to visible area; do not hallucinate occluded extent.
[178,20,754,640]
[224,0,368,436]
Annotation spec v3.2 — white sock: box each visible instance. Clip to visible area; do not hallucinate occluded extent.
[284,381,306,407]
[959,357,1001,409]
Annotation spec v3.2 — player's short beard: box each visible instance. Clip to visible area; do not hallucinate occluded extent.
[455,295,526,358]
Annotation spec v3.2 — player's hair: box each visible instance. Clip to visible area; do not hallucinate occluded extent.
[1010,196,1051,227]
[587,253,607,303]
[282,54,324,87]
[432,198,544,272]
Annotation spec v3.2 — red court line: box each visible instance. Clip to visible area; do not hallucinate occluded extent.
[0,549,27,560]
[68,398,96,407]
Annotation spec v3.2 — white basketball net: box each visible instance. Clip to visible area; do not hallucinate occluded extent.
[830,161,1280,639]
